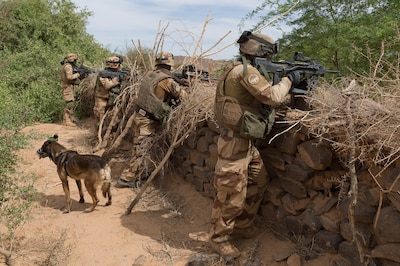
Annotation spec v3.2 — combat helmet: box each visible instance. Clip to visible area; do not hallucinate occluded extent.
[106,55,121,69]
[237,31,279,57]
[66,53,78,63]
[155,52,174,67]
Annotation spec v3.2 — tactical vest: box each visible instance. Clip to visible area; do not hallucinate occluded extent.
[214,58,275,140]
[136,70,171,116]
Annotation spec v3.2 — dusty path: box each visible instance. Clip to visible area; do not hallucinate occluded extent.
[5,122,337,266]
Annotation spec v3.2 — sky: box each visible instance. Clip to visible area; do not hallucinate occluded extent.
[71,0,287,60]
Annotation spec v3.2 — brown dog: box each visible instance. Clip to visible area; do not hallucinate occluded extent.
[37,134,112,213]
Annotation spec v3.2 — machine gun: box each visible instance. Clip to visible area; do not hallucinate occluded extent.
[173,64,213,83]
[182,65,209,80]
[255,52,339,94]
[72,64,96,79]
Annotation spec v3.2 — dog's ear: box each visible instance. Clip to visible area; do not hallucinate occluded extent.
[48,134,58,142]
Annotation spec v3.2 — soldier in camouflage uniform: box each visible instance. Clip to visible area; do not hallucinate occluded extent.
[117,52,187,188]
[93,55,124,125]
[209,31,301,259]
[61,53,81,126]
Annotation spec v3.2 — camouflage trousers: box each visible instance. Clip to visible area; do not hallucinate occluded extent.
[62,84,74,103]
[210,133,269,242]
[93,96,108,121]
[122,112,157,182]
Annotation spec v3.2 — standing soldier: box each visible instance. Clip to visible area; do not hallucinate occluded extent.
[93,55,124,129]
[60,53,80,126]
[209,31,301,259]
[117,52,186,188]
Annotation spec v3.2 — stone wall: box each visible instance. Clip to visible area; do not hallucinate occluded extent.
[172,119,400,266]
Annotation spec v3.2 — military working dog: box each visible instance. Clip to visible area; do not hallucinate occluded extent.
[37,134,112,213]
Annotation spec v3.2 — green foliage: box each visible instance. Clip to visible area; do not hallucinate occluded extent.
[0,0,110,127]
[0,131,37,246]
[125,47,154,72]
[241,0,400,76]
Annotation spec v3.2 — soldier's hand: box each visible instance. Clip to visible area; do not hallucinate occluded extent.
[287,71,302,87]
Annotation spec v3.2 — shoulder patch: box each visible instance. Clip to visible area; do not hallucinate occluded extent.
[248,73,260,85]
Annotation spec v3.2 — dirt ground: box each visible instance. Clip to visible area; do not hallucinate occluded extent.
[6,121,340,266]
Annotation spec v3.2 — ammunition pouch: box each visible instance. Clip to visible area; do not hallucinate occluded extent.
[240,105,275,140]
[216,98,275,140]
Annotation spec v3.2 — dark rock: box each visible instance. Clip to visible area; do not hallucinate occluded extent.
[359,187,382,207]
[271,222,292,240]
[263,178,284,206]
[319,208,345,233]
[286,163,312,182]
[339,220,373,247]
[388,192,400,212]
[315,230,343,253]
[189,150,207,167]
[275,130,302,155]
[196,136,210,153]
[297,140,332,170]
[311,193,337,215]
[279,175,307,199]
[337,241,378,266]
[260,146,286,171]
[282,215,306,235]
[275,205,290,222]
[281,193,303,215]
[260,202,275,220]
[337,197,375,224]
[300,209,322,232]
[371,243,400,263]
[374,206,400,243]
[205,143,218,169]
[202,183,216,199]
[192,165,209,183]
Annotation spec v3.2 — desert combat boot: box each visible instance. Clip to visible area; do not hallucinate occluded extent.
[209,239,240,260]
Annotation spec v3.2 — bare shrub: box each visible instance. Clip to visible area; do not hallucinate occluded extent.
[298,37,400,263]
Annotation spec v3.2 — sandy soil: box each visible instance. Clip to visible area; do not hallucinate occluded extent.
[4,121,339,266]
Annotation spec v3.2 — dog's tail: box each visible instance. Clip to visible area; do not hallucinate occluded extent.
[101,164,112,198]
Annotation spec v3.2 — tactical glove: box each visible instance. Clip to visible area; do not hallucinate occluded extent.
[287,71,302,87]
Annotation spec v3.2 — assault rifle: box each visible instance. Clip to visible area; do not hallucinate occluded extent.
[255,52,339,94]
[100,68,131,81]
[72,64,95,79]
